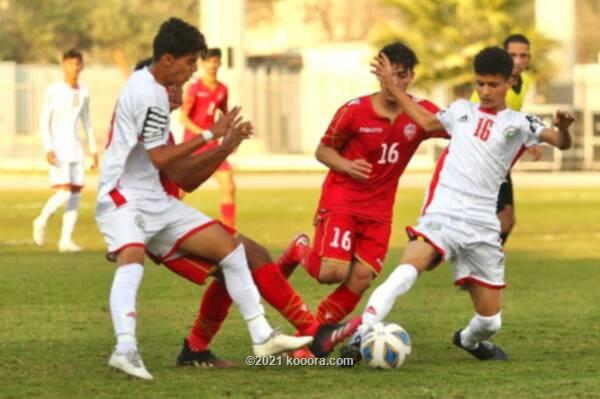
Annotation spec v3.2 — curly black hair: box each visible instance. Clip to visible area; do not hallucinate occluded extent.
[152,17,207,62]
[474,47,513,79]
[379,42,418,70]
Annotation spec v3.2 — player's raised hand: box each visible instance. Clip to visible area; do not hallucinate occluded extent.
[370,53,394,88]
[345,158,372,181]
[221,120,252,152]
[211,106,242,138]
[553,110,576,130]
[46,151,56,166]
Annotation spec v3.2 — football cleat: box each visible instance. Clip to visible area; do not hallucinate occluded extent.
[58,240,82,253]
[33,218,46,246]
[253,331,313,357]
[288,347,316,359]
[176,339,235,368]
[310,316,362,358]
[453,329,508,361]
[108,349,154,380]
[338,334,362,367]
[276,233,309,277]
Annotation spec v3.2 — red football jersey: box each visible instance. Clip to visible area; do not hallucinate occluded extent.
[318,94,448,223]
[160,133,183,199]
[183,79,228,137]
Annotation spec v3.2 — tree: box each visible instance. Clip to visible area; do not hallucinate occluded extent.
[371,0,556,96]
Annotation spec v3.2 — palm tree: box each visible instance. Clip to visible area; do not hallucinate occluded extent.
[371,0,556,97]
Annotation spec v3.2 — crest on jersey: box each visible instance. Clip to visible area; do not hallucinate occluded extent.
[134,214,145,230]
[503,126,518,139]
[404,123,417,140]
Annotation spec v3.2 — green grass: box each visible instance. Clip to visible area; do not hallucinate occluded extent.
[1,186,600,398]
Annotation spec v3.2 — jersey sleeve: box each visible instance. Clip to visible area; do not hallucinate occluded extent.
[519,113,546,148]
[418,100,449,139]
[435,99,467,137]
[39,87,53,153]
[134,89,170,150]
[80,93,97,154]
[320,102,356,148]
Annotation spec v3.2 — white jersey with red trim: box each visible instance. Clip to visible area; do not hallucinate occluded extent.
[96,68,170,215]
[422,99,545,229]
[40,81,96,162]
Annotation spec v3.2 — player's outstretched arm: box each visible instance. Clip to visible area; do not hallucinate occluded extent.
[147,107,241,170]
[165,121,252,192]
[315,142,372,181]
[538,110,575,150]
[371,54,443,132]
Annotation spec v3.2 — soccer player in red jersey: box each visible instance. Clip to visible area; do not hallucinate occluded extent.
[181,48,236,227]
[277,42,447,356]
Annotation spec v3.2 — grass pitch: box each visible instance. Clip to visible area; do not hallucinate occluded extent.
[1,185,599,398]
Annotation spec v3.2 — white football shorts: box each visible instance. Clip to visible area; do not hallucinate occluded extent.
[96,197,216,262]
[406,213,505,289]
[49,161,85,188]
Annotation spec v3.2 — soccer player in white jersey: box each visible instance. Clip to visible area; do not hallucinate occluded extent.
[33,49,98,252]
[341,47,574,363]
[96,18,312,380]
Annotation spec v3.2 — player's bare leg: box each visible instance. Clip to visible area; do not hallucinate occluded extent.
[177,225,313,356]
[214,170,236,228]
[33,184,72,246]
[341,239,440,363]
[58,186,82,252]
[453,283,507,361]
[108,246,152,379]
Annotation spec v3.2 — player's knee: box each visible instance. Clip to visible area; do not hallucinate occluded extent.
[236,235,272,269]
[345,268,373,294]
[477,312,502,336]
[318,261,350,284]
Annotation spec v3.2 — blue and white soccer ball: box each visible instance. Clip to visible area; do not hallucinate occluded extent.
[360,322,412,369]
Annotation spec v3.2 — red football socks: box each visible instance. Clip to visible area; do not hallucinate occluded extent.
[220,203,235,228]
[252,263,320,336]
[187,279,233,352]
[316,283,362,324]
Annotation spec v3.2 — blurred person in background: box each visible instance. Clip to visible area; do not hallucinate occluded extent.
[33,48,98,252]
[181,48,236,228]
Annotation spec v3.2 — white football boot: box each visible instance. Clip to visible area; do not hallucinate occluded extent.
[108,350,154,380]
[58,240,82,253]
[252,331,313,357]
[33,218,46,246]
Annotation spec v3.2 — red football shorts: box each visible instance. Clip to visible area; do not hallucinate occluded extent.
[312,211,391,275]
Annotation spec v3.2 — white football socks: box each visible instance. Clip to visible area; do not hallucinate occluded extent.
[110,263,144,353]
[219,244,273,344]
[354,264,419,340]
[37,190,71,224]
[60,192,80,244]
[460,312,502,349]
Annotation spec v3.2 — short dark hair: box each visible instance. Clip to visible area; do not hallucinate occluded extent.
[503,34,530,49]
[134,57,153,71]
[474,46,513,79]
[62,48,83,62]
[152,17,207,62]
[379,42,418,70]
[202,48,222,60]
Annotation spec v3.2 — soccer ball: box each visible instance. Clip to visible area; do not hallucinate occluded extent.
[360,322,412,369]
